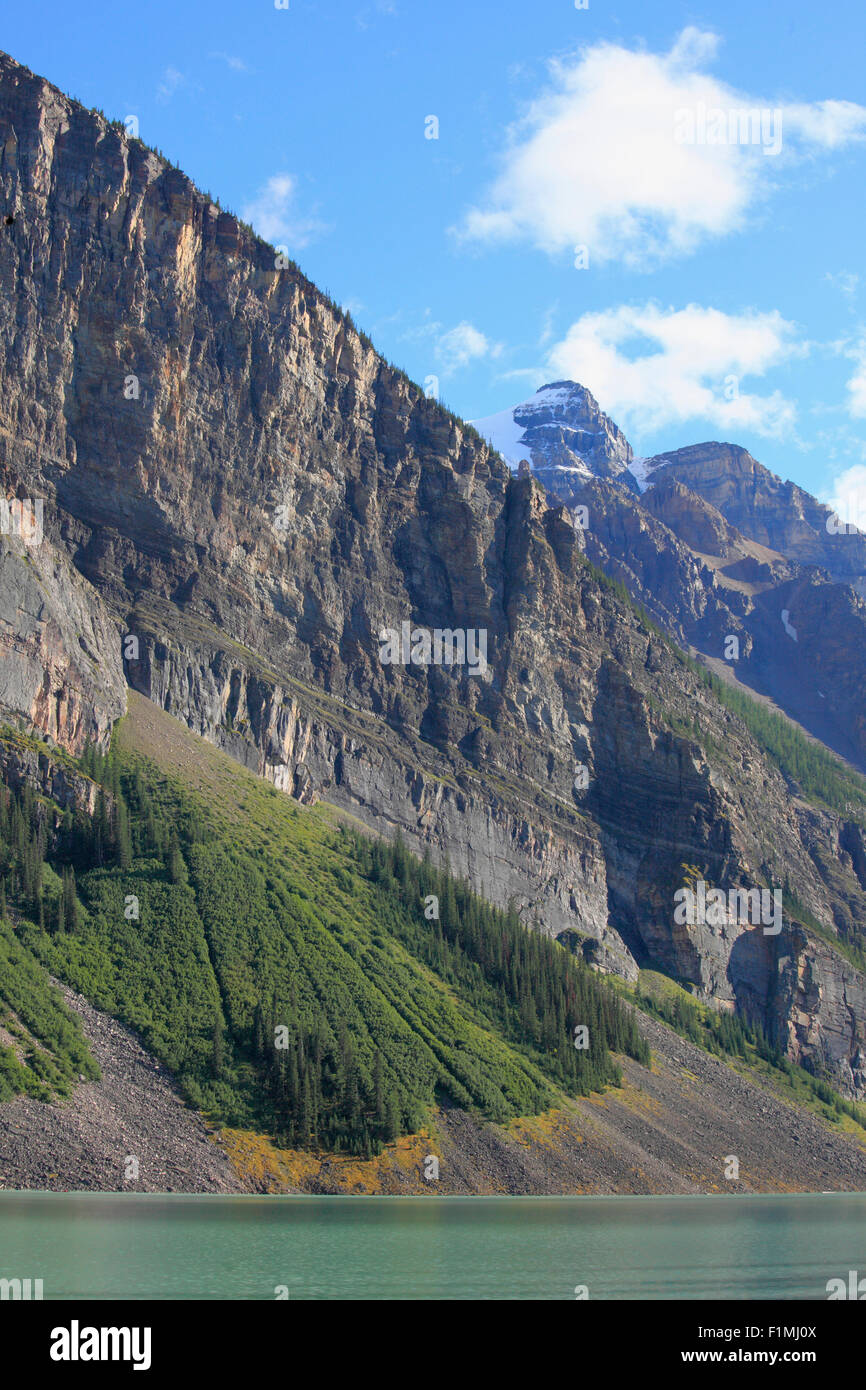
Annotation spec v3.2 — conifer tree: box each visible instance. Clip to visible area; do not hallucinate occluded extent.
[210,1019,225,1079]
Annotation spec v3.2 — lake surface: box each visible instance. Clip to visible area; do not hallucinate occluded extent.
[1,1192,864,1299]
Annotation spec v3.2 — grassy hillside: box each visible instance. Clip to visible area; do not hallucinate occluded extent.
[1,694,647,1155]
[3,693,866,1179]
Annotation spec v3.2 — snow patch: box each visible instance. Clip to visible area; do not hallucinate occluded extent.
[548,462,593,477]
[781,610,798,642]
[471,405,531,470]
[628,457,656,492]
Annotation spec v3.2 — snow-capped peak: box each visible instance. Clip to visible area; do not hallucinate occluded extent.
[470,381,632,487]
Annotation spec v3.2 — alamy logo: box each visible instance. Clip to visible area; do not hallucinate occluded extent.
[0,496,43,547]
[674,103,783,155]
[674,881,782,935]
[50,1321,152,1371]
[826,494,866,535]
[379,622,487,676]
[826,1270,866,1299]
[0,1276,43,1299]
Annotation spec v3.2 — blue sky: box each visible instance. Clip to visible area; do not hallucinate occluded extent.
[5,0,866,513]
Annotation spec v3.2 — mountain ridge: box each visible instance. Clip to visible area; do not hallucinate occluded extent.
[474,382,866,771]
[1,46,866,1134]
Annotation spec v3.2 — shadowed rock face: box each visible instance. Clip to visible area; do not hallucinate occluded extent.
[553,472,866,774]
[0,49,865,1097]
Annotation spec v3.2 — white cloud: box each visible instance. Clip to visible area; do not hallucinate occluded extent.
[844,336,866,417]
[355,0,398,29]
[209,52,250,73]
[434,321,499,374]
[668,25,721,67]
[545,302,801,438]
[538,304,558,347]
[825,271,859,299]
[783,100,866,149]
[156,68,186,104]
[455,28,866,267]
[240,173,325,249]
[497,366,547,387]
[341,296,366,318]
[399,315,501,375]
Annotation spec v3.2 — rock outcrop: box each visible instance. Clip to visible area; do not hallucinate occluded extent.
[0,534,125,753]
[642,442,866,598]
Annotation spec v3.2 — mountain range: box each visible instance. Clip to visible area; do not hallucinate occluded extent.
[475,386,866,771]
[1,49,865,1193]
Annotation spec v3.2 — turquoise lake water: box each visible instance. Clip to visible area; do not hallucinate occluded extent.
[1,1191,864,1299]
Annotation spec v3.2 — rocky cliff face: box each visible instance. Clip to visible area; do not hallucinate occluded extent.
[0,533,125,753]
[642,442,866,598]
[1,50,865,1097]
[563,472,866,772]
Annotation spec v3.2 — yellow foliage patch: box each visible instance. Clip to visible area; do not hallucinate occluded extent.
[214,1124,442,1195]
